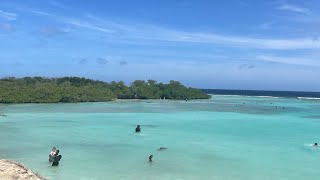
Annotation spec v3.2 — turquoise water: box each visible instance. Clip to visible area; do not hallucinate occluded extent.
[0,96,320,180]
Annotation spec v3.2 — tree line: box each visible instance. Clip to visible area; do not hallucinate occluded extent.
[0,77,210,103]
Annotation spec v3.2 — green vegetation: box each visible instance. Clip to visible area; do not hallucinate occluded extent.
[0,77,210,103]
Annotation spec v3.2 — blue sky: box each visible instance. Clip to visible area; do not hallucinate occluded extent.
[0,0,319,91]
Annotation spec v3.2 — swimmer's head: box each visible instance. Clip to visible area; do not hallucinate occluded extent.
[52,147,56,151]
[315,143,318,146]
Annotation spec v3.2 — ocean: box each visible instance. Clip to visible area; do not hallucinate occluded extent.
[0,91,320,179]
[202,89,320,98]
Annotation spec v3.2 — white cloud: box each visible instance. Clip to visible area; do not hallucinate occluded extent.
[163,32,320,50]
[256,55,320,66]
[0,10,17,21]
[277,4,310,14]
[22,10,320,50]
[65,16,320,50]
[65,19,116,34]
[29,10,50,16]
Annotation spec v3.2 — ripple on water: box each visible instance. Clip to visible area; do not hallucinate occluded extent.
[302,115,320,119]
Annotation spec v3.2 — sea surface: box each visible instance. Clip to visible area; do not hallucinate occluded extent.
[202,89,320,98]
[0,94,320,180]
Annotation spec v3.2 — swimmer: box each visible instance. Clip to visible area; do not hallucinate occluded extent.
[158,147,168,151]
[149,155,153,162]
[49,147,56,163]
[52,150,62,166]
[135,125,141,133]
[314,143,318,147]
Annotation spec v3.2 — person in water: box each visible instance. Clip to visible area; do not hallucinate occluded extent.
[49,147,56,163]
[314,143,318,147]
[149,155,153,162]
[52,150,62,166]
[135,125,141,133]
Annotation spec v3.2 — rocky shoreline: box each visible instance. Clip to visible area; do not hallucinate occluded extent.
[0,159,46,180]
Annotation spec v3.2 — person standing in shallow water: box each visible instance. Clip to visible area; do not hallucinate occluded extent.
[52,150,62,166]
[135,125,141,133]
[49,147,56,163]
[149,155,153,162]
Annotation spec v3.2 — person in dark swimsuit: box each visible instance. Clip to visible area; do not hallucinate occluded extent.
[52,150,62,166]
[158,147,168,151]
[149,155,153,162]
[135,125,141,133]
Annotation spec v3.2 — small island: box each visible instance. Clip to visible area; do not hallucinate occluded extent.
[0,77,210,103]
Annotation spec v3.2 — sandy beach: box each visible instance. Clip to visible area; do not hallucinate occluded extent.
[0,159,46,180]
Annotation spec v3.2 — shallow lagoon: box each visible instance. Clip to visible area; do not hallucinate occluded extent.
[1,96,320,180]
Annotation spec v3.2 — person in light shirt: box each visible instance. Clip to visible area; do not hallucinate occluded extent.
[49,147,56,162]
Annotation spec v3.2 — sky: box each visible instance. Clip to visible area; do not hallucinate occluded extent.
[0,0,319,91]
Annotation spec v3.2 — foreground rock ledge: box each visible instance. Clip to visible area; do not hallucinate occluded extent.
[0,159,46,180]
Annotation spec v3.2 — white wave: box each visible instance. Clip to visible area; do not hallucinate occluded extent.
[212,95,243,97]
[304,144,319,149]
[255,96,280,98]
[297,97,320,100]
[213,95,281,98]
[304,144,314,147]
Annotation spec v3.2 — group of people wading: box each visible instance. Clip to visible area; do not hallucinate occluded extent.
[135,125,168,162]
[135,125,154,161]
[48,125,165,167]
